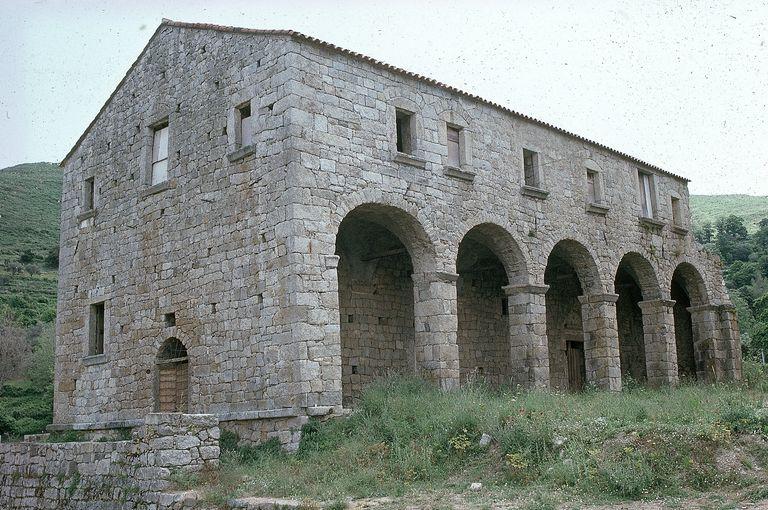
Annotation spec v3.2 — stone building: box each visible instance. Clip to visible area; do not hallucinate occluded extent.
[54,20,741,445]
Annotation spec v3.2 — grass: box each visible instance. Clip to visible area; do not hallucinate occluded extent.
[203,365,768,507]
[0,162,61,325]
[690,195,768,233]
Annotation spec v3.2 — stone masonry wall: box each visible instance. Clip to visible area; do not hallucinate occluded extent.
[0,413,219,510]
[56,20,741,434]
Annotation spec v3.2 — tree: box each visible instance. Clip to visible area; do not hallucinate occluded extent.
[44,246,59,269]
[0,315,33,383]
[18,249,36,264]
[716,215,750,263]
[755,218,768,252]
[695,221,714,244]
[726,261,758,289]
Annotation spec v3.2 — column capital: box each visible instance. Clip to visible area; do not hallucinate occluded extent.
[637,299,676,310]
[502,283,549,296]
[411,271,459,284]
[324,255,340,269]
[718,303,737,313]
[578,293,619,305]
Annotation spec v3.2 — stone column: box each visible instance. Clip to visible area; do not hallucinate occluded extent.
[503,283,550,389]
[578,293,621,391]
[637,299,679,386]
[688,304,723,382]
[718,304,742,381]
[411,271,460,390]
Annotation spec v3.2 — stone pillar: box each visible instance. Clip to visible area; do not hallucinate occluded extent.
[503,283,550,389]
[718,304,742,381]
[688,304,724,382]
[637,299,679,386]
[578,293,621,391]
[411,271,460,390]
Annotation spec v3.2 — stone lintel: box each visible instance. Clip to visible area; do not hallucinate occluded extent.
[637,299,676,310]
[324,254,340,269]
[502,283,549,295]
[411,271,459,284]
[577,293,619,305]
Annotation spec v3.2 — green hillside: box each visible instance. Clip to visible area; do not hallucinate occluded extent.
[690,194,768,232]
[0,162,62,325]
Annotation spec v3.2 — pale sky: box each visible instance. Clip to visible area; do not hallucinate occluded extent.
[1,0,766,195]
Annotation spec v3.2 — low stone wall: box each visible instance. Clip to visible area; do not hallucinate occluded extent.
[0,413,219,510]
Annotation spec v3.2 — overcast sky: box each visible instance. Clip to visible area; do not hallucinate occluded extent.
[1,0,766,195]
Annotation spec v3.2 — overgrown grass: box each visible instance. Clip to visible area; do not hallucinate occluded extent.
[206,367,768,506]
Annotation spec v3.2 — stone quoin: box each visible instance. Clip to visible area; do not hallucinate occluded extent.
[53,20,742,447]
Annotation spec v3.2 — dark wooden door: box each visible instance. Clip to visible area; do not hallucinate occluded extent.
[567,341,586,391]
[158,361,189,412]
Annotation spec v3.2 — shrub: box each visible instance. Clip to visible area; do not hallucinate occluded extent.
[18,249,36,264]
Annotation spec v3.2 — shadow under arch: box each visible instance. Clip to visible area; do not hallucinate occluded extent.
[543,239,602,391]
[614,252,663,384]
[671,262,709,380]
[334,202,438,406]
[455,222,529,385]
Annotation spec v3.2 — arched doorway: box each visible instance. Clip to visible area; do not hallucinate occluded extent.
[335,204,432,406]
[455,224,527,386]
[671,263,708,381]
[544,240,602,391]
[614,253,662,385]
[156,337,189,412]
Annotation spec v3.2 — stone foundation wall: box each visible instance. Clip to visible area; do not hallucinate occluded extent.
[0,413,219,510]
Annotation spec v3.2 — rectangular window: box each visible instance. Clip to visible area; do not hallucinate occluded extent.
[586,170,597,203]
[447,126,461,167]
[639,171,655,218]
[151,123,169,185]
[671,197,682,226]
[238,102,252,147]
[84,176,95,210]
[89,302,105,356]
[396,110,413,154]
[523,148,539,187]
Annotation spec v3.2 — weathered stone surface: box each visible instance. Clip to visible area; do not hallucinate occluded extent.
[0,413,219,509]
[53,20,741,452]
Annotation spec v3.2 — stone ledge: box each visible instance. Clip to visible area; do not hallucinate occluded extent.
[228,144,257,162]
[82,353,108,366]
[638,216,665,232]
[140,179,175,199]
[671,225,689,236]
[393,151,427,169]
[521,185,549,200]
[76,209,97,223]
[217,408,300,421]
[443,165,475,182]
[585,202,610,215]
[48,418,144,432]
[502,283,550,295]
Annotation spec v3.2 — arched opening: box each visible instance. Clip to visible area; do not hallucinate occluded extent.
[613,253,662,385]
[336,204,431,406]
[671,263,707,381]
[456,224,525,385]
[544,240,601,391]
[156,337,189,412]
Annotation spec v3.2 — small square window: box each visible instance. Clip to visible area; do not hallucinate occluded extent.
[447,126,461,167]
[164,312,176,327]
[89,302,105,356]
[84,177,95,210]
[396,109,413,154]
[638,171,656,218]
[671,197,682,226]
[523,148,540,187]
[238,102,253,147]
[151,122,169,185]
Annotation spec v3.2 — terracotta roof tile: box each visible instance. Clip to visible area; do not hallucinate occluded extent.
[61,19,690,183]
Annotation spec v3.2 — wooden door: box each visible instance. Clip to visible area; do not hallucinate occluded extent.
[158,361,189,412]
[567,341,586,391]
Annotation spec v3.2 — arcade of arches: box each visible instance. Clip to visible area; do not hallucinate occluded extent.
[334,206,742,403]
